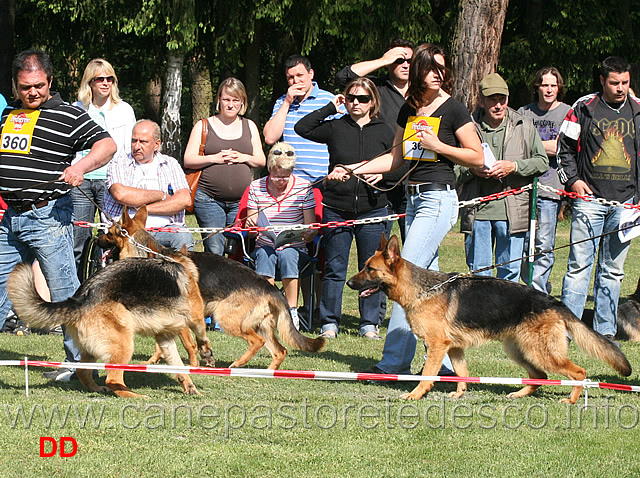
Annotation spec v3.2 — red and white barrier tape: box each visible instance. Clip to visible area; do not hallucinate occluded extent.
[4,360,639,406]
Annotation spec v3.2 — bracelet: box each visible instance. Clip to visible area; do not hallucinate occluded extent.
[162,192,167,201]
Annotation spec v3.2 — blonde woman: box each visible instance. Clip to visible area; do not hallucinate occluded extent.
[245,142,317,329]
[71,59,136,267]
[184,77,266,255]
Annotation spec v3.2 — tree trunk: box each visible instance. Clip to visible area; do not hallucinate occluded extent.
[244,19,261,125]
[162,53,184,159]
[188,51,212,125]
[450,0,510,112]
[145,76,163,124]
[0,0,15,98]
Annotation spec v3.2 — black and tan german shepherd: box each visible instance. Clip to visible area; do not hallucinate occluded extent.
[97,207,325,370]
[7,252,214,398]
[616,276,640,341]
[347,235,631,404]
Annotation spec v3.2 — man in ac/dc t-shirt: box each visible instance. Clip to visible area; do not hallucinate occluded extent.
[557,56,640,340]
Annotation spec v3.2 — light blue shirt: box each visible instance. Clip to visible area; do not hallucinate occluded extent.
[0,94,7,116]
[270,82,337,183]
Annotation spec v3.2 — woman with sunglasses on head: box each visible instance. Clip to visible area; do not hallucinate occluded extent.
[72,59,136,267]
[184,77,266,255]
[328,44,483,374]
[295,77,394,339]
[244,142,318,329]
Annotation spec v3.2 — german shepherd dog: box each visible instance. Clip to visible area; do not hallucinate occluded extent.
[347,235,631,404]
[7,252,214,398]
[616,277,640,341]
[97,207,325,370]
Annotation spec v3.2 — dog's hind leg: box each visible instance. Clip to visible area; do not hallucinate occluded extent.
[539,354,586,405]
[177,327,200,367]
[258,323,287,370]
[187,306,215,367]
[229,329,266,368]
[400,340,449,400]
[503,339,548,399]
[76,353,110,394]
[446,347,468,399]
[156,335,200,396]
[103,336,149,399]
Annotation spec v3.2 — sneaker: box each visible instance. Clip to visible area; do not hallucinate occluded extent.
[1,316,31,335]
[42,368,77,382]
[32,324,63,335]
[290,308,300,331]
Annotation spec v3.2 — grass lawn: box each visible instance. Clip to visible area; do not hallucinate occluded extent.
[1,217,640,477]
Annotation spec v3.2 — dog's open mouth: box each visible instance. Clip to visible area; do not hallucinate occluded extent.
[359,286,380,298]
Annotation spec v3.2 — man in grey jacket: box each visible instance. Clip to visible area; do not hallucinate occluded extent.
[456,73,548,282]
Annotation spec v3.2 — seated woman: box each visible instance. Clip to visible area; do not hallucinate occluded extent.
[245,143,318,330]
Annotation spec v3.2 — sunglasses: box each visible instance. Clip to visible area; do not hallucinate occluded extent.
[345,94,372,104]
[394,58,411,65]
[92,76,115,84]
[272,150,295,157]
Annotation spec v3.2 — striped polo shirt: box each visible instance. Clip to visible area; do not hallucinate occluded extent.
[269,82,337,183]
[0,93,111,208]
[247,175,315,249]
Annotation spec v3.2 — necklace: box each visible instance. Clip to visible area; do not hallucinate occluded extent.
[602,95,627,114]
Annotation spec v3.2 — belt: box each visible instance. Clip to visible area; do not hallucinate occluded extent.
[11,200,49,213]
[405,183,452,195]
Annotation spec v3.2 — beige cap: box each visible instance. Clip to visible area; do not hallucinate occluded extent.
[479,73,509,97]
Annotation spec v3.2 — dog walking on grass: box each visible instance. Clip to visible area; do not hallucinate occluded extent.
[98,206,325,370]
[347,235,631,404]
[7,252,213,398]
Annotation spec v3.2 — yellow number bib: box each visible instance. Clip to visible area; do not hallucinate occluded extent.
[402,116,441,161]
[0,109,41,154]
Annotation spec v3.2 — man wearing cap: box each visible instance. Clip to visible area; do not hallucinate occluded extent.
[455,72,548,281]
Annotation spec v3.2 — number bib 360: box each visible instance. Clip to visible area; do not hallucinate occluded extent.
[1,109,41,154]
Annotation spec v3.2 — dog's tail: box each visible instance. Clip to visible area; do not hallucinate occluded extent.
[276,302,325,353]
[564,315,632,376]
[6,263,80,329]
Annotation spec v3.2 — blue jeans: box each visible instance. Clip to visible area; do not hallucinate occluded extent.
[376,188,458,374]
[319,206,387,336]
[464,220,525,282]
[252,245,306,280]
[71,179,106,265]
[152,231,194,251]
[0,195,82,363]
[193,188,239,255]
[521,198,560,293]
[561,198,630,336]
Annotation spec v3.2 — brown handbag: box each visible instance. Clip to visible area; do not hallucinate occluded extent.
[184,118,207,213]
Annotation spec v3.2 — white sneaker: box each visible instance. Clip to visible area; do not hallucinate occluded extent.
[42,368,76,382]
[290,308,300,331]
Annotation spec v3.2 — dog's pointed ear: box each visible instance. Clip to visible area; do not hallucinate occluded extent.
[378,233,388,251]
[178,245,188,254]
[384,235,401,265]
[121,206,133,227]
[133,205,148,226]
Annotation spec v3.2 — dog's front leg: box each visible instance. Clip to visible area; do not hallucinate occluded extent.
[400,341,449,400]
[156,335,201,396]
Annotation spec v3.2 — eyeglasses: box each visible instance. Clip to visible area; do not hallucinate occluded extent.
[92,76,115,84]
[272,150,295,157]
[269,173,292,181]
[345,94,372,104]
[394,58,411,65]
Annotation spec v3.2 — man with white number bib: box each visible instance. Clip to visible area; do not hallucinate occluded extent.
[0,49,116,380]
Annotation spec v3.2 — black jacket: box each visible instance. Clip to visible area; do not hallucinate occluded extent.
[295,102,394,214]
